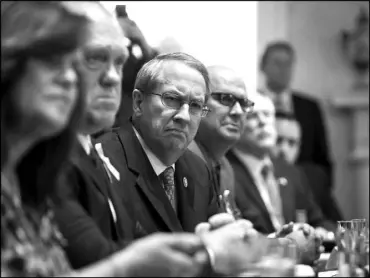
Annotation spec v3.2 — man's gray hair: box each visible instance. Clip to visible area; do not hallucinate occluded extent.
[134,52,210,99]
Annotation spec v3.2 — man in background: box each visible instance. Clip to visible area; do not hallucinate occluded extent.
[188,65,254,212]
[272,111,302,164]
[260,41,333,187]
[227,92,336,237]
[272,111,343,224]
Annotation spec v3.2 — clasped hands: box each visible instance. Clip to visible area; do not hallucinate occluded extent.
[270,222,325,265]
[109,216,324,277]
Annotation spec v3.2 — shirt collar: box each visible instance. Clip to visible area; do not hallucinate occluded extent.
[133,126,175,176]
[77,134,93,155]
[231,148,272,181]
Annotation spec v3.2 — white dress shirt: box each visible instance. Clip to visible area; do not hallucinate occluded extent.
[77,134,93,155]
[77,133,117,223]
[232,149,284,231]
[133,126,177,209]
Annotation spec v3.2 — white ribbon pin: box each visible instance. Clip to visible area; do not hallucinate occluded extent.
[94,143,120,181]
[183,177,188,188]
[277,177,288,187]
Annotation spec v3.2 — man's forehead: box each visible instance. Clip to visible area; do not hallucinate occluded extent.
[87,21,126,48]
[209,70,246,97]
[62,1,125,47]
[250,93,275,111]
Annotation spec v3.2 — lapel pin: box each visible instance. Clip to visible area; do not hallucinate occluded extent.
[183,177,188,188]
[277,177,288,187]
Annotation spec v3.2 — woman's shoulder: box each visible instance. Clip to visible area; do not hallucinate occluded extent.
[1,175,71,277]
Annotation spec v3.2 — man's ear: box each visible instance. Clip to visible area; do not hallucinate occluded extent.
[132,89,144,116]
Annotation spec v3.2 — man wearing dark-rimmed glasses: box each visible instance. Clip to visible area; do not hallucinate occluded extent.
[188,65,254,210]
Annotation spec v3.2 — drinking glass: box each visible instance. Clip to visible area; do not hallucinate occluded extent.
[351,219,367,236]
[254,239,298,277]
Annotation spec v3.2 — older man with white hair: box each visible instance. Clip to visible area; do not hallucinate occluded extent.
[227,91,335,264]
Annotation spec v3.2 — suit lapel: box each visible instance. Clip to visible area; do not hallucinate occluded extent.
[229,151,275,228]
[117,126,183,232]
[273,159,296,223]
[174,158,197,231]
[72,144,109,197]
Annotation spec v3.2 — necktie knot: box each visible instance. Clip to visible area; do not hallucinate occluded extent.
[160,167,176,211]
[161,166,175,184]
[261,163,273,181]
[90,146,104,167]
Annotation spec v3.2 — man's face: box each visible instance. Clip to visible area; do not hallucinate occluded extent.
[77,18,129,134]
[136,61,207,161]
[263,49,294,89]
[201,73,247,143]
[240,95,277,152]
[272,118,301,164]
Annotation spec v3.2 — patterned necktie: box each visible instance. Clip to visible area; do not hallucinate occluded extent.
[160,167,176,211]
[261,164,284,227]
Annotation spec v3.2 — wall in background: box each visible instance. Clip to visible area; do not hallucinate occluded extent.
[258,1,369,220]
[103,1,259,94]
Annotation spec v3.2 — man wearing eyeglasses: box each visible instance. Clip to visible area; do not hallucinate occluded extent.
[97,53,268,276]
[98,52,224,233]
[188,65,254,212]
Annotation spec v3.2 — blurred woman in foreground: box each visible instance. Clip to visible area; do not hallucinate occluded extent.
[1,1,205,277]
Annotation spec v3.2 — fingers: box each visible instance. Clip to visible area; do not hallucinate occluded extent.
[208,213,235,230]
[295,223,312,236]
[167,252,203,277]
[226,219,254,240]
[192,249,210,266]
[234,219,253,230]
[276,222,294,237]
[153,233,204,254]
[195,222,211,236]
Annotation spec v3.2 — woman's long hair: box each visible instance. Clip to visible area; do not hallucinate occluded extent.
[1,1,89,207]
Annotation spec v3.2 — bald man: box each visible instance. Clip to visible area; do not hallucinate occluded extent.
[53,2,135,269]
[188,65,254,211]
[226,92,335,236]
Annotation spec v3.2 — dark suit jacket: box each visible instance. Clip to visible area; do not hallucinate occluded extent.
[97,125,221,238]
[299,163,343,222]
[188,139,234,208]
[292,92,333,189]
[226,150,335,235]
[53,144,135,269]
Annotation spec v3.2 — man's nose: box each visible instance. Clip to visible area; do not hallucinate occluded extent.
[230,101,244,116]
[173,103,191,123]
[101,63,121,87]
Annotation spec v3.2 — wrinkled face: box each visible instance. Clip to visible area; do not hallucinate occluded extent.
[136,61,207,160]
[201,74,247,143]
[263,49,294,89]
[11,54,78,137]
[76,19,129,134]
[240,95,277,152]
[272,118,301,164]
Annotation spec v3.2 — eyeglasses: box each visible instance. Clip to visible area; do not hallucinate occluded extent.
[211,92,254,113]
[147,91,211,117]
